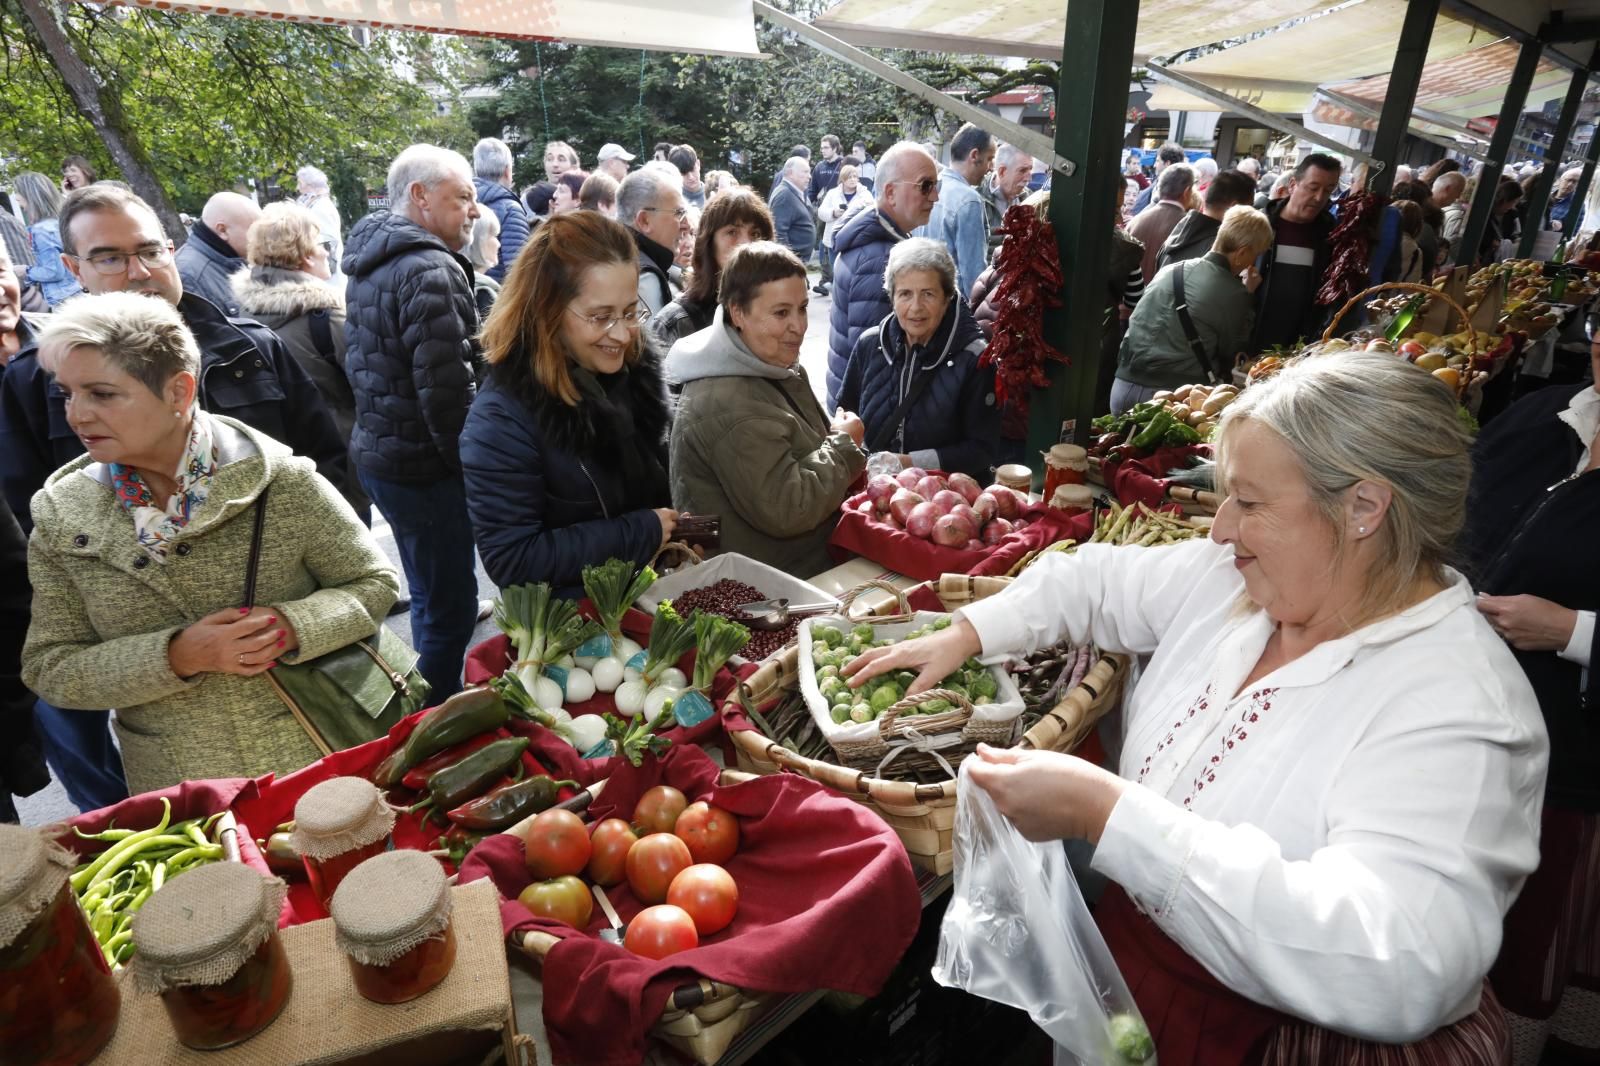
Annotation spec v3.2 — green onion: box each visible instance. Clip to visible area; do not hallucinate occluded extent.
[690,611,751,693]
[640,600,697,684]
[581,559,658,645]
[493,583,599,669]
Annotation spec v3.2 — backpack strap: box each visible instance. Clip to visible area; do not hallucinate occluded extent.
[306,308,337,363]
[1171,262,1220,385]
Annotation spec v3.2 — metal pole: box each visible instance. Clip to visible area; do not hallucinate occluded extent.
[1565,123,1600,237]
[1024,0,1139,464]
[1367,0,1440,198]
[1458,38,1544,268]
[1518,48,1596,257]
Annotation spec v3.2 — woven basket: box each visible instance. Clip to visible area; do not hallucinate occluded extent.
[1321,280,1482,399]
[725,576,1128,874]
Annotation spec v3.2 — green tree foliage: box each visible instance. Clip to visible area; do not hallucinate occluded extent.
[0,2,473,219]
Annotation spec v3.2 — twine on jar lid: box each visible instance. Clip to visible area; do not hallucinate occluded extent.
[129,862,287,994]
[290,776,396,862]
[0,824,74,950]
[330,850,452,967]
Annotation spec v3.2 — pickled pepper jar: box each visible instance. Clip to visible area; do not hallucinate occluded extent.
[291,775,396,907]
[0,824,121,1065]
[130,862,292,1050]
[331,850,457,1004]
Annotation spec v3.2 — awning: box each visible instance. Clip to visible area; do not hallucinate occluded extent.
[812,0,1333,63]
[1325,38,1571,120]
[99,0,763,54]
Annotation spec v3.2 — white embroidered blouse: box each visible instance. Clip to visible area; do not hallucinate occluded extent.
[959,537,1549,1042]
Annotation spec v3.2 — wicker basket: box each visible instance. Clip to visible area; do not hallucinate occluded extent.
[725,576,1128,874]
[1321,280,1482,399]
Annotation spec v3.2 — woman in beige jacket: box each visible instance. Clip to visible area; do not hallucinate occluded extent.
[22,292,398,794]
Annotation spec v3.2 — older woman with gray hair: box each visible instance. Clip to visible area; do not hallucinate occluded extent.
[464,206,502,318]
[294,163,342,283]
[850,349,1546,1063]
[14,171,81,307]
[22,291,400,793]
[836,237,997,480]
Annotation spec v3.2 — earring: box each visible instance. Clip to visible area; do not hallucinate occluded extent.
[1358,526,1367,534]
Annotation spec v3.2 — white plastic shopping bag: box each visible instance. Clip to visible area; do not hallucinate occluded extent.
[932,760,1156,1065]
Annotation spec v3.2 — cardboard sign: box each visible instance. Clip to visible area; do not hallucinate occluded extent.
[1414,266,1468,337]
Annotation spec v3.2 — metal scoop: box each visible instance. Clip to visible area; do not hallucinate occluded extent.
[734,598,841,631]
[592,885,626,944]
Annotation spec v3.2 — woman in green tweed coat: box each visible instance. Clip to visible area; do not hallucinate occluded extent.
[22,292,399,794]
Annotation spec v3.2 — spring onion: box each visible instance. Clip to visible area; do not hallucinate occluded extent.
[580,558,657,654]
[690,611,751,694]
[493,583,600,676]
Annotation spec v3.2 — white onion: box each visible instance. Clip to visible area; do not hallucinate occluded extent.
[563,667,596,705]
[614,679,649,717]
[643,684,683,721]
[591,656,625,693]
[656,666,688,691]
[622,664,645,685]
[555,654,576,669]
[573,654,601,670]
[613,637,644,663]
[568,713,609,753]
[532,675,565,712]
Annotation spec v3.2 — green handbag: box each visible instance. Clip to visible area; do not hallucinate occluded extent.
[244,487,431,756]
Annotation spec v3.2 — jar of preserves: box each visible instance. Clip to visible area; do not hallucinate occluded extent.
[1042,443,1088,503]
[1049,483,1094,516]
[0,824,121,1064]
[331,850,456,1004]
[291,775,395,908]
[130,861,292,1050]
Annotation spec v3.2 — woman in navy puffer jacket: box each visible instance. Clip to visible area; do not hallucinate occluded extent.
[837,238,999,481]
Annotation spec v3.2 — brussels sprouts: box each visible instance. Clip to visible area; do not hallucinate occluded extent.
[817,664,840,681]
[849,704,875,724]
[919,698,952,715]
[933,617,952,630]
[831,704,852,724]
[869,685,901,713]
[1109,1013,1154,1063]
[852,624,876,643]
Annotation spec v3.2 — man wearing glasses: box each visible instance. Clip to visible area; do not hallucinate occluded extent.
[617,167,690,315]
[916,122,995,302]
[172,191,261,317]
[826,140,939,409]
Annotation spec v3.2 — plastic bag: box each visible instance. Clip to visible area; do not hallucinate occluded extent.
[932,761,1156,1066]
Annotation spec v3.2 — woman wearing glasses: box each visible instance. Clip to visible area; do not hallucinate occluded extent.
[1464,317,1600,1063]
[460,212,675,597]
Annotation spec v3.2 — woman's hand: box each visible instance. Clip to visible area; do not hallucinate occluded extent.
[167,607,296,679]
[843,617,982,695]
[1242,265,1263,293]
[831,407,865,446]
[1477,593,1578,652]
[653,508,680,548]
[965,744,1128,844]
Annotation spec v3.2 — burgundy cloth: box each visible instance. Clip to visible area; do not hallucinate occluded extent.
[458,743,921,1066]
[1491,805,1599,1019]
[1101,444,1211,512]
[829,491,1091,581]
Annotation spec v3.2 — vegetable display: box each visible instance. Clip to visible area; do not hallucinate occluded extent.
[1090,385,1232,455]
[579,559,658,687]
[1011,640,1096,728]
[372,686,511,787]
[496,582,603,709]
[673,579,794,661]
[857,469,1031,550]
[809,620,998,725]
[1088,500,1204,548]
[615,600,694,720]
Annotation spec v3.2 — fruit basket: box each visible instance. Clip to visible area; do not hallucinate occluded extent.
[1322,281,1483,399]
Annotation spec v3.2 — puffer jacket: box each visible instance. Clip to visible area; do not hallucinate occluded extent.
[460,357,672,599]
[667,312,866,576]
[342,210,479,483]
[837,302,998,480]
[22,415,398,794]
[174,221,246,316]
[826,206,909,409]
[473,177,532,281]
[0,294,350,530]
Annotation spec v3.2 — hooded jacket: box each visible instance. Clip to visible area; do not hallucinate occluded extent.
[1154,209,1222,273]
[472,177,532,282]
[174,221,246,316]
[460,354,673,599]
[667,312,866,576]
[21,415,398,794]
[341,210,479,483]
[231,266,353,446]
[837,301,998,480]
[0,293,349,530]
[827,206,909,408]
[1116,252,1254,391]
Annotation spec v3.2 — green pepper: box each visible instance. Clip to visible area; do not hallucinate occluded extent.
[439,825,486,867]
[372,686,510,787]
[445,775,580,831]
[1162,421,1201,447]
[413,737,529,813]
[400,732,502,790]
[1129,410,1175,450]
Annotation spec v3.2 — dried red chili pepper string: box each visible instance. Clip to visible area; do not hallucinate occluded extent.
[1317,190,1384,308]
[980,205,1069,417]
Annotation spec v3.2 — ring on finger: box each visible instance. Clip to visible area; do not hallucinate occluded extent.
[237,653,247,665]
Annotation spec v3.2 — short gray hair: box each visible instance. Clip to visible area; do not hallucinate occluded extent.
[464,205,501,272]
[783,155,809,179]
[37,291,201,397]
[473,137,514,181]
[1215,348,1472,625]
[295,165,329,192]
[1157,163,1195,200]
[994,143,1031,170]
[884,237,956,299]
[875,141,937,191]
[1432,171,1466,197]
[617,167,678,225]
[386,144,471,211]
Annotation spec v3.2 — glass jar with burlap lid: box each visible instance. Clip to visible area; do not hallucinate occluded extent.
[290,775,396,906]
[1049,483,1094,515]
[331,848,457,1004]
[130,861,292,1050]
[0,824,121,1063]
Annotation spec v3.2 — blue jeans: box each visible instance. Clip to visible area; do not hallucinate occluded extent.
[34,699,128,813]
[1109,377,1164,416]
[359,471,478,703]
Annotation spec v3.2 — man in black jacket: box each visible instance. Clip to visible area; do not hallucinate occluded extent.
[1249,153,1341,352]
[343,144,482,702]
[1154,169,1256,273]
[172,191,259,316]
[617,166,689,315]
[808,134,843,206]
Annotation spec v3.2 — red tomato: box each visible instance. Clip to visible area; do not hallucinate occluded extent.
[625,832,693,904]
[624,904,699,959]
[633,785,688,835]
[523,808,591,880]
[674,802,739,865]
[518,875,593,929]
[1397,340,1426,358]
[586,818,639,887]
[667,864,739,935]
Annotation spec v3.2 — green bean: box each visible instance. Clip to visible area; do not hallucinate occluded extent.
[183,822,210,849]
[151,859,166,893]
[71,798,172,891]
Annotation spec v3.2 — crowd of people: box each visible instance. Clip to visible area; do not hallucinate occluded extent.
[0,121,1596,1066]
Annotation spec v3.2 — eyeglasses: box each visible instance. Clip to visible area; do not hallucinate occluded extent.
[643,205,691,221]
[68,245,173,275]
[892,178,939,197]
[566,304,652,332]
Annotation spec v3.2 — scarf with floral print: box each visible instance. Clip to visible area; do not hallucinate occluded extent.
[110,410,218,562]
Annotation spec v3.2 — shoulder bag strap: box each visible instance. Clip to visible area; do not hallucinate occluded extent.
[1171,262,1220,384]
[867,358,942,454]
[242,486,271,608]
[306,308,336,363]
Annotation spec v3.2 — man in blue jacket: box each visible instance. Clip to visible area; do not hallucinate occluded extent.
[826,141,939,409]
[769,155,816,262]
[917,122,995,303]
[472,137,531,282]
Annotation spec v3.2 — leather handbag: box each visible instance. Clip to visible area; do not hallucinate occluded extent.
[243,487,430,755]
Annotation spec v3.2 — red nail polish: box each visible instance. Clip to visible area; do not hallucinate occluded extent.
[267,615,277,624]
[276,629,285,639]
[276,639,285,648]
[239,607,250,614]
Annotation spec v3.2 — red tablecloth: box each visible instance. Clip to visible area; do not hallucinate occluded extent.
[1101,444,1211,511]
[830,493,1090,581]
[458,743,921,1066]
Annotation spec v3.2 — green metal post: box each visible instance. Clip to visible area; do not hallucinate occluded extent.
[1025,0,1139,466]
[1519,48,1596,257]
[1459,38,1544,268]
[1564,123,1600,240]
[1368,0,1440,199]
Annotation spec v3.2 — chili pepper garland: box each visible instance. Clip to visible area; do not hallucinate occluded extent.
[980,204,1068,417]
[1317,190,1384,308]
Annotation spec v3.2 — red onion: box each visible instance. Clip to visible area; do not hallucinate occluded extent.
[932,513,975,547]
[906,501,940,540]
[964,538,985,551]
[931,489,967,514]
[949,503,978,529]
[947,472,982,504]
[983,487,1021,520]
[889,489,924,526]
[903,466,928,482]
[982,516,1014,544]
[894,469,922,490]
[914,475,947,500]
[971,493,998,523]
[866,474,899,512]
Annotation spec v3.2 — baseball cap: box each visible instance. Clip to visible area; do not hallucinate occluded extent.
[597,143,636,164]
